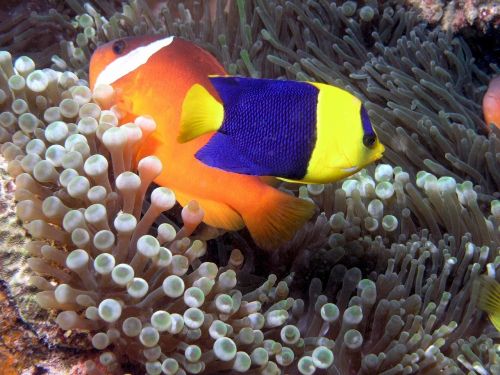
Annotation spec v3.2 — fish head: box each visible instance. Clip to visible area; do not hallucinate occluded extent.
[306,83,385,183]
[338,104,385,175]
[88,34,179,120]
[89,35,168,90]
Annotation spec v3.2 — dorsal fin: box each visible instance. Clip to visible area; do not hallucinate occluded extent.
[208,76,245,107]
[208,76,284,107]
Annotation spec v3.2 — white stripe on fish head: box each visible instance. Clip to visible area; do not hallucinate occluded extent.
[95,36,175,87]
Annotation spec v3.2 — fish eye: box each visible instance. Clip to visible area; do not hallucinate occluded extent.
[112,40,126,55]
[363,133,377,148]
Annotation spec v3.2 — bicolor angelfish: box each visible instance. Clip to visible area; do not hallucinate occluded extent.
[178,76,385,183]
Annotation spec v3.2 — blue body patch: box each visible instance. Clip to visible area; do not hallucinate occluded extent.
[360,106,374,137]
[196,77,319,179]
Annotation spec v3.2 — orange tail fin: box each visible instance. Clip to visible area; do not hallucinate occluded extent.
[242,187,316,250]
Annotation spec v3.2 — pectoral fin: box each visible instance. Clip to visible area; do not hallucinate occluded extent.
[178,84,224,143]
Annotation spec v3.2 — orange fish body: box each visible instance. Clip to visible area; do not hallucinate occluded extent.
[89,35,314,249]
[483,75,500,130]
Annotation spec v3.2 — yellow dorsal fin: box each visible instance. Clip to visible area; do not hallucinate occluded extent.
[178,84,224,143]
[478,275,500,331]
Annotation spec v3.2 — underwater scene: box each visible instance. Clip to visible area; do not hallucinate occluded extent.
[0,0,499,374]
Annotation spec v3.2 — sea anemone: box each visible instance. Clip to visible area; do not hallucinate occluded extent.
[276,164,498,270]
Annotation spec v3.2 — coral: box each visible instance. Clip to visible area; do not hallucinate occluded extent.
[0,268,98,375]
[407,0,446,24]
[406,0,500,33]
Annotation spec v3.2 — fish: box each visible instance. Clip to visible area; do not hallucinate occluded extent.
[178,76,385,183]
[483,75,500,130]
[89,35,315,250]
[478,275,500,331]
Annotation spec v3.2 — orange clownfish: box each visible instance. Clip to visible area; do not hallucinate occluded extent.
[483,75,500,130]
[89,35,315,250]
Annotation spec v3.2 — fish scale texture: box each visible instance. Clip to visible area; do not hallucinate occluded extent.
[211,77,318,179]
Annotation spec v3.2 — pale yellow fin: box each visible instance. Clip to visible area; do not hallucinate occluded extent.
[277,176,307,184]
[258,176,281,187]
[478,275,500,331]
[492,314,500,331]
[178,84,224,143]
[242,187,315,250]
[175,190,244,231]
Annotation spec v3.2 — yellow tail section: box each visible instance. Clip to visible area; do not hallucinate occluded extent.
[479,275,500,331]
[178,84,224,143]
[242,187,316,250]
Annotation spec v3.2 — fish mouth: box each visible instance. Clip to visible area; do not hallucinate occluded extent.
[341,166,359,173]
[339,147,385,175]
[341,151,384,174]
